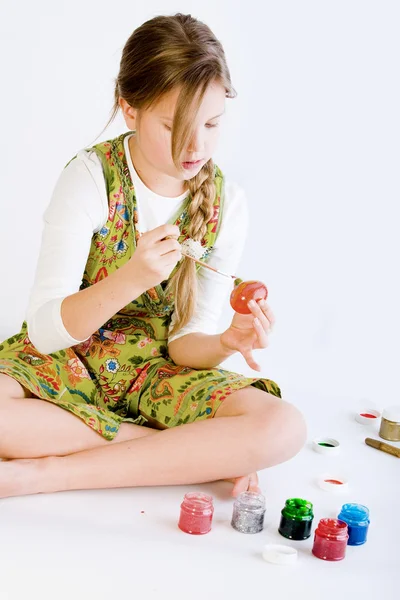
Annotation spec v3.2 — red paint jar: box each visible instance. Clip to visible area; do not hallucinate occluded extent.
[178,493,214,535]
[312,518,349,561]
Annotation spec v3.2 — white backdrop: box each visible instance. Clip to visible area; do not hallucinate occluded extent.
[1,0,399,408]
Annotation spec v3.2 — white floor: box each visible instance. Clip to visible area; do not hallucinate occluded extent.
[0,386,398,600]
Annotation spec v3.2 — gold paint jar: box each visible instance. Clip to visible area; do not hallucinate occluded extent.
[379,406,400,442]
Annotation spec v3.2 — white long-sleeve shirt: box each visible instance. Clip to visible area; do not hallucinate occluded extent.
[26,132,249,354]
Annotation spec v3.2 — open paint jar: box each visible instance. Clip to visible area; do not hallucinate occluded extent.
[278,498,314,540]
[379,406,400,441]
[312,518,349,561]
[231,491,266,534]
[178,492,214,535]
[337,503,370,546]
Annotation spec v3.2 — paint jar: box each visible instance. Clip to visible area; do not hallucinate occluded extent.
[178,492,214,535]
[379,407,400,441]
[231,491,266,534]
[338,503,370,546]
[278,498,314,540]
[312,518,349,561]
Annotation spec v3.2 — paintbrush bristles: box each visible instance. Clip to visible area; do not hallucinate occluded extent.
[365,437,400,458]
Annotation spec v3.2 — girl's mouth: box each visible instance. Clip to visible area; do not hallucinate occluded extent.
[182,159,203,170]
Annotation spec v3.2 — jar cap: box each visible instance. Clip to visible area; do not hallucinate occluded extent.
[262,544,298,565]
[382,406,400,423]
[355,409,381,425]
[317,474,349,493]
[312,437,340,455]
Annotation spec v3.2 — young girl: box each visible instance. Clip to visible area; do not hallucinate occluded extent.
[0,13,306,499]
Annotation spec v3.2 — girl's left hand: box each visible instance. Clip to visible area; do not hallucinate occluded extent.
[220,298,275,372]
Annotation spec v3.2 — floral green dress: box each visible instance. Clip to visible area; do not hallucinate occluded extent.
[0,131,282,440]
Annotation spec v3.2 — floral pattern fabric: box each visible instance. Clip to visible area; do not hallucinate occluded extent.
[0,131,281,440]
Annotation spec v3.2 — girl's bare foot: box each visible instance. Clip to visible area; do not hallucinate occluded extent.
[0,458,46,499]
[225,472,260,497]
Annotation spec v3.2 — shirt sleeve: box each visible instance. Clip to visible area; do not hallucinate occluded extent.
[26,150,108,354]
[167,181,249,344]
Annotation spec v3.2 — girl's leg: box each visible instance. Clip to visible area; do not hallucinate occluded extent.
[0,374,157,458]
[0,385,307,498]
[0,374,260,495]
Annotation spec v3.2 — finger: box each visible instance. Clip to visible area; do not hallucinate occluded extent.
[158,238,182,256]
[162,250,182,267]
[248,473,261,493]
[258,299,276,329]
[253,318,269,348]
[248,300,273,334]
[241,347,261,372]
[145,224,181,245]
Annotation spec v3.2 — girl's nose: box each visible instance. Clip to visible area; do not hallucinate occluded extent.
[187,129,205,154]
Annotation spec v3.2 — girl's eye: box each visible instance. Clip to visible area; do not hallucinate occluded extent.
[164,123,218,131]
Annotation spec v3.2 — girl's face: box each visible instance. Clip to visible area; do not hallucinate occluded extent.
[119,81,226,191]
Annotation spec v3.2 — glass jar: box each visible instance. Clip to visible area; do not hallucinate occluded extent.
[379,407,400,441]
[337,503,370,546]
[312,518,349,561]
[278,498,314,540]
[231,491,266,534]
[178,492,214,535]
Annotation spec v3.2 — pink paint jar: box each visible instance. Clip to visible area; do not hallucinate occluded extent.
[178,493,214,535]
[312,518,349,561]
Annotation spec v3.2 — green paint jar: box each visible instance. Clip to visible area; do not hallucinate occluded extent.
[278,498,314,540]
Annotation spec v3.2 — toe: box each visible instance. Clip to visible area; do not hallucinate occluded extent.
[231,475,250,497]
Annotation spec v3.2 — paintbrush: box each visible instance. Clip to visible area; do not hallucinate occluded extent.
[180,250,237,280]
[365,437,400,458]
[140,231,238,281]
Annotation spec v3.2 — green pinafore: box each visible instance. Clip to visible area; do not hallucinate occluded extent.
[0,132,281,440]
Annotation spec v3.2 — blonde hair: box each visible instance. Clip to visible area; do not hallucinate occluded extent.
[100,13,236,336]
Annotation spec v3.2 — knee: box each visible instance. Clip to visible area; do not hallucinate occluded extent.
[0,374,27,400]
[247,397,307,469]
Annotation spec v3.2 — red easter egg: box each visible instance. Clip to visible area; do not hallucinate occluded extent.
[230,279,268,314]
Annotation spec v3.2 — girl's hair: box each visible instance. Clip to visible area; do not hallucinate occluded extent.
[101,13,236,336]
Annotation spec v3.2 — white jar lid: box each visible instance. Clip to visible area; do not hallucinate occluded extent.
[317,474,349,493]
[382,406,400,423]
[355,409,381,425]
[312,438,340,455]
[262,544,298,565]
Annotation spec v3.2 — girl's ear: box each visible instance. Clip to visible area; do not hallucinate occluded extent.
[118,97,138,129]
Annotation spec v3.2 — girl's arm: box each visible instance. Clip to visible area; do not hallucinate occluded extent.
[27,153,180,354]
[60,263,146,344]
[26,152,109,354]
[168,332,235,369]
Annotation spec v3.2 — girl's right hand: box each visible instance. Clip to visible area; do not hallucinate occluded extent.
[126,224,182,291]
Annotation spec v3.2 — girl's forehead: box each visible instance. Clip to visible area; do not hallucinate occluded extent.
[150,82,225,119]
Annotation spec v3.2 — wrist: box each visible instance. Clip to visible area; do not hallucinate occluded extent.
[219,331,237,359]
[112,262,147,303]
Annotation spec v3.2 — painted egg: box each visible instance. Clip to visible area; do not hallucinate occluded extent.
[230,279,268,314]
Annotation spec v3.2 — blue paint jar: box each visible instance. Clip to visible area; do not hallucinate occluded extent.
[337,503,370,546]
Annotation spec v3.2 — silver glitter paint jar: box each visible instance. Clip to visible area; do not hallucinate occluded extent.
[231,491,266,534]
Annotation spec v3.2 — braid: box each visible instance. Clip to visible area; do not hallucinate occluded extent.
[167,159,216,336]
[186,159,216,240]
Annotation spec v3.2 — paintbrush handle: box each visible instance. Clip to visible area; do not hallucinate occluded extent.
[180,251,236,280]
[365,437,400,458]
